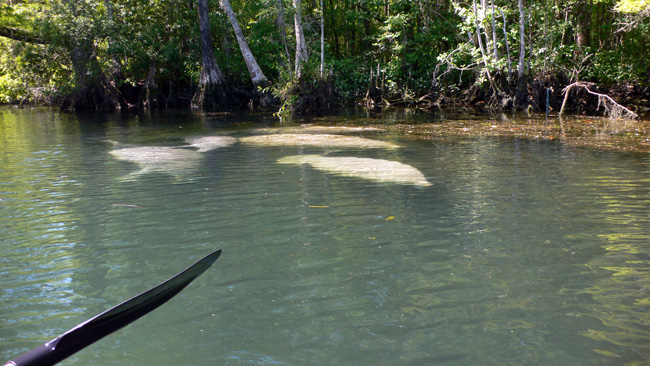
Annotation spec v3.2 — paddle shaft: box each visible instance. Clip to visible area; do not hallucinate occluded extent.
[4,249,221,366]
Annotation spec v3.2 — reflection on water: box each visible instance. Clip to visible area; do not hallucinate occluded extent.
[1,108,649,365]
[576,165,650,358]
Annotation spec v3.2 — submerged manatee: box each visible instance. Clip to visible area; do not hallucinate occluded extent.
[185,136,238,152]
[278,155,431,186]
[251,126,386,134]
[109,146,202,181]
[240,134,399,149]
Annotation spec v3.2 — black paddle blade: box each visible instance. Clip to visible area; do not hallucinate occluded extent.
[4,249,222,366]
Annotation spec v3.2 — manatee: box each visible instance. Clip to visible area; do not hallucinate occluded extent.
[185,135,238,152]
[108,146,202,181]
[277,154,431,186]
[251,126,386,134]
[240,133,399,149]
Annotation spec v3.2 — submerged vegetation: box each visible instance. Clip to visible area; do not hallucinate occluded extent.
[0,0,649,115]
[394,114,650,152]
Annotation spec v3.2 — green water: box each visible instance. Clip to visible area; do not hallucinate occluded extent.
[1,108,649,365]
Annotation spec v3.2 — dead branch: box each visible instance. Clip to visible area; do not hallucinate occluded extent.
[560,82,639,120]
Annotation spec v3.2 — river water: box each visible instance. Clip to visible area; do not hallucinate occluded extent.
[1,107,649,365]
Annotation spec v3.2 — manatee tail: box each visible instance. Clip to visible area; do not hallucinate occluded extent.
[101,140,122,148]
[115,168,151,182]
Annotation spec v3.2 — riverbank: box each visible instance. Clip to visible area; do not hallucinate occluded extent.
[362,78,650,118]
[4,76,650,118]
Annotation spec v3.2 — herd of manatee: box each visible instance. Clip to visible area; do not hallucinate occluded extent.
[107,128,431,187]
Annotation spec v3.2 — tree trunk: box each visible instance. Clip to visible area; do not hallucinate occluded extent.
[490,0,498,60]
[61,44,122,111]
[58,0,124,110]
[104,0,128,109]
[327,0,340,58]
[140,60,160,109]
[480,0,493,57]
[575,0,592,48]
[473,0,496,91]
[500,9,512,84]
[3,4,122,111]
[220,0,269,88]
[193,0,229,108]
[104,0,121,75]
[293,0,309,78]
[275,0,292,72]
[320,0,325,78]
[516,0,527,104]
[473,0,488,65]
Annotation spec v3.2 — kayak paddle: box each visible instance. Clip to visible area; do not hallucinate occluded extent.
[4,249,222,366]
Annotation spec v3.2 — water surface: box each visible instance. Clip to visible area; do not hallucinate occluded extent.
[1,108,649,365]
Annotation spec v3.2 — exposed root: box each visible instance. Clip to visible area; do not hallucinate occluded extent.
[282,76,336,114]
[560,82,639,119]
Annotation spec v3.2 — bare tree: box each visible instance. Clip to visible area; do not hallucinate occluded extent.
[293,0,309,78]
[220,0,269,88]
[473,0,488,65]
[275,0,292,72]
[500,9,512,83]
[516,0,527,103]
[490,0,498,60]
[320,0,325,78]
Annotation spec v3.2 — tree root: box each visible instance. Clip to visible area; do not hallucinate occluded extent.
[560,82,639,119]
[289,77,336,114]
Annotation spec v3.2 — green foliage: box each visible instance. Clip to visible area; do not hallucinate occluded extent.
[0,0,649,107]
[0,37,71,104]
[615,0,650,13]
[332,56,369,103]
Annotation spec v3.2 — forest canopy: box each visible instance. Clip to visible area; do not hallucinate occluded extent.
[0,0,649,113]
